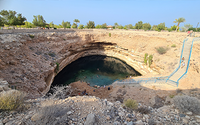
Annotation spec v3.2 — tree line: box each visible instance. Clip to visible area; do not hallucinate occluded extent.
[0,10,198,32]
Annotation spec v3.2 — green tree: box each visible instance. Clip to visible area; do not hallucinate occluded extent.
[73,19,80,26]
[78,24,84,29]
[49,21,54,28]
[0,17,3,26]
[24,21,35,28]
[156,22,165,31]
[84,25,88,29]
[173,17,185,32]
[171,25,179,31]
[101,23,107,29]
[86,21,95,29]
[118,25,123,29]
[66,22,71,28]
[71,23,77,28]
[0,10,26,26]
[152,25,157,31]
[114,22,119,29]
[16,13,26,25]
[135,21,143,29]
[143,23,151,31]
[95,24,102,29]
[184,24,193,31]
[32,15,46,27]
[62,21,71,29]
[62,20,67,29]
[125,24,134,29]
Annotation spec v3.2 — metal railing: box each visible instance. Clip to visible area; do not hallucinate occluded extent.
[116,37,199,87]
[166,38,188,82]
[176,37,197,86]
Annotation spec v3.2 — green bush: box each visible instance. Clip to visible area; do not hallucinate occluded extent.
[156,47,169,54]
[109,33,111,37]
[171,44,176,48]
[144,53,148,65]
[124,99,138,109]
[143,23,151,31]
[156,22,166,32]
[0,90,26,111]
[78,24,84,29]
[148,55,153,67]
[167,28,172,32]
[187,27,196,32]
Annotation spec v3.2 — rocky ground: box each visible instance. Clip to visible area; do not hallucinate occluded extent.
[1,94,200,125]
[0,29,200,125]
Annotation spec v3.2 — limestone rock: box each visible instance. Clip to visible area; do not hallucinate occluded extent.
[186,111,193,115]
[135,120,144,125]
[84,114,96,125]
[113,121,121,125]
[182,118,189,124]
[127,121,133,125]
[31,113,43,122]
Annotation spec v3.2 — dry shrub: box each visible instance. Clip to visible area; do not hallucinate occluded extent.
[124,99,138,109]
[173,95,200,114]
[0,90,26,111]
[148,118,156,125]
[47,86,73,99]
[156,47,169,54]
[137,107,151,114]
[31,99,70,125]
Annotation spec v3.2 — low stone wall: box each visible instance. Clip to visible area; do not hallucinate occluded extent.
[0,29,94,34]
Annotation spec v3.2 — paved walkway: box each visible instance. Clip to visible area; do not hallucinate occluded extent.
[115,37,196,87]
[168,37,194,82]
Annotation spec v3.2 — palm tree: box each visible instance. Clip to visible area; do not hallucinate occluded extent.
[73,19,80,28]
[173,17,185,32]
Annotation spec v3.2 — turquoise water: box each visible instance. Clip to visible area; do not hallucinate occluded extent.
[52,55,141,87]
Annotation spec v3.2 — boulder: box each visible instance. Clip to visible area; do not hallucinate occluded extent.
[84,114,96,125]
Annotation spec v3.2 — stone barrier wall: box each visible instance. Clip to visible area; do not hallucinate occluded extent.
[0,29,94,34]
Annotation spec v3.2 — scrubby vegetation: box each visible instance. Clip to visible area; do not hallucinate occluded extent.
[144,53,153,67]
[124,99,138,109]
[144,53,148,65]
[0,90,26,111]
[29,99,70,125]
[148,55,153,67]
[28,34,34,38]
[173,95,200,114]
[156,47,169,54]
[171,44,176,48]
[137,107,151,114]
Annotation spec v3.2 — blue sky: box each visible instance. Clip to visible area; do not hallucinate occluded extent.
[0,0,199,28]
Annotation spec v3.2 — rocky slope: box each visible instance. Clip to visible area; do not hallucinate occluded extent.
[1,95,200,125]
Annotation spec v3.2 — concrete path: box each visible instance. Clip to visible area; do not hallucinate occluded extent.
[168,37,194,82]
[115,37,196,87]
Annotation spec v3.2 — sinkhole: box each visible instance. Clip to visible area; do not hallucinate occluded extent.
[52,55,141,87]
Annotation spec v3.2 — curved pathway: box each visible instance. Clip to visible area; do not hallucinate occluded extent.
[115,36,198,87]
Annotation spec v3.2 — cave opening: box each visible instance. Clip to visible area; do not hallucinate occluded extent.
[51,55,141,87]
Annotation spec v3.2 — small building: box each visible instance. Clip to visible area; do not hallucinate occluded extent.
[107,25,113,29]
